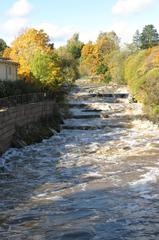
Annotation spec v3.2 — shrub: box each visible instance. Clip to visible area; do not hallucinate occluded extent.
[0,79,44,98]
[125,46,159,120]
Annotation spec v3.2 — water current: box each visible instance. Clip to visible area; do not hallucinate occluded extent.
[1,79,159,239]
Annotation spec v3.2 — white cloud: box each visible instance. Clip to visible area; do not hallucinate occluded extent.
[8,0,32,17]
[3,18,27,36]
[79,31,99,44]
[36,23,77,47]
[112,0,154,15]
[109,21,136,43]
[36,23,100,47]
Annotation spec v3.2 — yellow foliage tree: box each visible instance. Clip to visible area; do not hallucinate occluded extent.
[3,47,11,58]
[80,41,100,76]
[96,32,119,61]
[4,28,54,80]
[30,51,64,89]
[80,32,119,80]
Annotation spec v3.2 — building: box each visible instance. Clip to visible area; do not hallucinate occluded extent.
[0,58,19,81]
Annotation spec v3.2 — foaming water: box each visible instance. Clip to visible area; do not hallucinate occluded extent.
[1,79,159,239]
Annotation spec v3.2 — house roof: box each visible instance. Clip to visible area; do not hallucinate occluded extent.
[0,58,19,66]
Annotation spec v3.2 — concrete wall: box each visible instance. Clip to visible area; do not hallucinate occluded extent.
[0,100,56,154]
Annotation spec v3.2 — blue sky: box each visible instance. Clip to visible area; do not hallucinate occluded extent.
[0,0,159,47]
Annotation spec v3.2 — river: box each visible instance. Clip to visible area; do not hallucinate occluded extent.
[1,79,159,239]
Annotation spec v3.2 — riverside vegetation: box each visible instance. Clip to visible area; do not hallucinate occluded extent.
[0,24,159,122]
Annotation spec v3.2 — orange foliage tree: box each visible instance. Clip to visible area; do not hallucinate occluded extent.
[80,31,119,81]
[80,41,100,76]
[4,28,54,80]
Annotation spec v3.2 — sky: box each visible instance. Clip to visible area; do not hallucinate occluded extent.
[0,0,159,47]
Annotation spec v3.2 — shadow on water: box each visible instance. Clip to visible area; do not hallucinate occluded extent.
[1,173,159,240]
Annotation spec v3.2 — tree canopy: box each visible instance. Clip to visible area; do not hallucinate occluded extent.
[5,28,54,79]
[132,25,159,50]
[80,31,120,81]
[140,25,159,49]
[66,33,84,59]
[0,39,7,56]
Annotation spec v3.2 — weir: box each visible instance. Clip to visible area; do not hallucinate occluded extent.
[1,79,159,239]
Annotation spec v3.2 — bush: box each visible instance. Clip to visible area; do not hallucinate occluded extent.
[108,50,127,84]
[0,79,44,98]
[96,64,108,75]
[103,73,111,83]
[125,46,159,120]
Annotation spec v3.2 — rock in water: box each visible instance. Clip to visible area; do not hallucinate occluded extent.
[60,230,95,240]
[101,112,109,118]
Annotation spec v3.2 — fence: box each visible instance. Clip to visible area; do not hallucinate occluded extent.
[0,92,55,109]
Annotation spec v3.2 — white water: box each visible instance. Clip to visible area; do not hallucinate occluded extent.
[1,79,159,239]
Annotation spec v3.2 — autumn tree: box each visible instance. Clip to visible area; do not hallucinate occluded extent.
[5,28,54,79]
[95,31,120,81]
[108,50,127,84]
[96,31,119,60]
[30,51,64,89]
[80,41,99,76]
[80,31,120,82]
[3,47,11,58]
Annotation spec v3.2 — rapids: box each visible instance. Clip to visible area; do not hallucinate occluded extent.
[1,79,159,239]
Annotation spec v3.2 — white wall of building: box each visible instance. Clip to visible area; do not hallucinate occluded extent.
[0,62,18,81]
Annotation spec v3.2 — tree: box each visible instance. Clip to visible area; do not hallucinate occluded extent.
[124,45,159,120]
[6,28,54,79]
[96,31,120,81]
[108,50,127,84]
[30,51,64,89]
[133,30,141,50]
[80,41,99,76]
[140,24,159,49]
[3,47,11,58]
[67,33,84,59]
[0,39,7,56]
[96,31,119,61]
[56,46,79,83]
[80,31,120,82]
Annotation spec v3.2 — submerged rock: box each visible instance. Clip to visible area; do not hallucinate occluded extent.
[101,112,109,118]
[123,146,131,150]
[60,229,95,240]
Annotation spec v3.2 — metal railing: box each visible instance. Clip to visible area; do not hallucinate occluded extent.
[0,92,55,108]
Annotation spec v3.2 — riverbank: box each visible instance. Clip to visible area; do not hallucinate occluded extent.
[12,110,63,148]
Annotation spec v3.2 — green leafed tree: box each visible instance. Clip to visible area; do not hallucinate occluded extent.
[140,24,159,49]
[66,33,84,59]
[30,51,64,89]
[108,50,127,84]
[133,30,141,50]
[0,39,7,56]
[56,46,79,83]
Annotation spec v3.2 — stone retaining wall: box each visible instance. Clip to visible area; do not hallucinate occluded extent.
[0,100,56,154]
